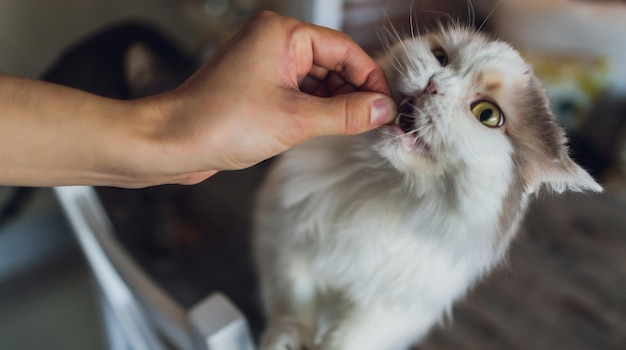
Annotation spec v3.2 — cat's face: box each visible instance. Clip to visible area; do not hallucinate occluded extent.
[374,28,601,194]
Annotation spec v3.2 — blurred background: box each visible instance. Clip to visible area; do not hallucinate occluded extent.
[1,0,625,349]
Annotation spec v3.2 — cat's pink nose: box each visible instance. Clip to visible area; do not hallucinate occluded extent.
[425,77,438,95]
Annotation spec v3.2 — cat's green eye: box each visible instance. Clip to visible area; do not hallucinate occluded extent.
[471,101,504,127]
[432,48,448,66]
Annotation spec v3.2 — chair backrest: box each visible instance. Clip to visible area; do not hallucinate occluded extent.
[55,186,255,350]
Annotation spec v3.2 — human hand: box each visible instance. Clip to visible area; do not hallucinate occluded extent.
[143,11,397,184]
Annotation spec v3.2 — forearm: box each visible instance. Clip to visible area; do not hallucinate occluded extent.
[0,73,165,187]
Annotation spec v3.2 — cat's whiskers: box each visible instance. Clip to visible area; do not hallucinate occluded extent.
[466,0,476,29]
[478,0,504,33]
[415,120,432,137]
[409,0,420,42]
[379,5,421,76]
[421,9,459,32]
[411,99,446,148]
[377,131,408,147]
[378,27,409,80]
[394,100,432,142]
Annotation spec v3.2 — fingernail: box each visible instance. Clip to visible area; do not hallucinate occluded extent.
[370,97,397,126]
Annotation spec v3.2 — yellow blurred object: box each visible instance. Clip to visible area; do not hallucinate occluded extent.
[525,53,611,130]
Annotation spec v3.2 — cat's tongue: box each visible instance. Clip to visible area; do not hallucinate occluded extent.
[392,99,432,155]
[397,114,414,134]
[391,115,419,151]
[396,97,416,134]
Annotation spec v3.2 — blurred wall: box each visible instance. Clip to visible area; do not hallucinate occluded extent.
[0,0,348,79]
[0,0,206,78]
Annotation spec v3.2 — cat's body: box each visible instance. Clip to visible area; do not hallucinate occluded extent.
[253,26,601,350]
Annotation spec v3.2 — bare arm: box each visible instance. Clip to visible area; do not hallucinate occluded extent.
[0,12,396,188]
[0,74,160,187]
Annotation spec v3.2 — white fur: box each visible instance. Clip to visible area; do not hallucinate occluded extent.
[253,28,600,350]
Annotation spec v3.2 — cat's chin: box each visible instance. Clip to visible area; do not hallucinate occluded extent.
[380,124,433,158]
[374,125,438,176]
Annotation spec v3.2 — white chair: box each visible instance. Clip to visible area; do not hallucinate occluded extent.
[55,186,255,350]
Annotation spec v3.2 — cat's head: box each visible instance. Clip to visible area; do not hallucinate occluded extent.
[374,27,602,195]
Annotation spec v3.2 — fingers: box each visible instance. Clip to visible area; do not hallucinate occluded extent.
[242,11,391,95]
[248,11,392,96]
[300,71,357,97]
[292,92,397,137]
[304,24,392,95]
[326,71,358,95]
[300,76,329,97]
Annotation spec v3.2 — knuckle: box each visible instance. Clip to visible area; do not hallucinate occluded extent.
[250,10,278,22]
[283,95,316,142]
[247,11,284,33]
[287,21,311,42]
[342,98,362,134]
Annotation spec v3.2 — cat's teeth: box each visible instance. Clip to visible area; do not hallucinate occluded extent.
[394,97,412,125]
[394,113,401,125]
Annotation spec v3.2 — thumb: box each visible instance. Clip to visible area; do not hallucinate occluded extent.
[300,92,397,136]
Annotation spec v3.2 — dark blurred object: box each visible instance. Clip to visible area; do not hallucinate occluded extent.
[0,187,35,228]
[41,21,193,99]
[569,96,626,178]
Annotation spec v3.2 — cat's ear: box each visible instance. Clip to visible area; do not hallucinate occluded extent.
[533,154,603,194]
[516,76,603,195]
[524,128,602,194]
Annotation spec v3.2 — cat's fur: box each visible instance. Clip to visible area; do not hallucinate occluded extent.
[253,26,601,350]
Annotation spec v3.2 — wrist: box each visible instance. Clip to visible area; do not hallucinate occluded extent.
[110,95,180,187]
[66,96,165,188]
[123,91,218,187]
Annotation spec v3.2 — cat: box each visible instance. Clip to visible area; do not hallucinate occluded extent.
[252,24,602,350]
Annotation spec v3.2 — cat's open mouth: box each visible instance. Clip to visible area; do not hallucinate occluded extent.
[391,97,432,156]
[396,98,415,134]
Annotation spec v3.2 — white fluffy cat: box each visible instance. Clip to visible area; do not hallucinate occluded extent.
[253,26,602,350]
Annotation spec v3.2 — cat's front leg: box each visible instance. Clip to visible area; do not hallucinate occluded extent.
[261,318,314,350]
[318,302,435,350]
[259,259,318,350]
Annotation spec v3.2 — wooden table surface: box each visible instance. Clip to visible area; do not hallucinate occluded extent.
[419,192,626,350]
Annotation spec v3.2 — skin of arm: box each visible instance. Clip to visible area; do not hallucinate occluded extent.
[0,11,396,188]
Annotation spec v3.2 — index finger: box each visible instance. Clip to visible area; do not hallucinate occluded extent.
[300,24,392,96]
